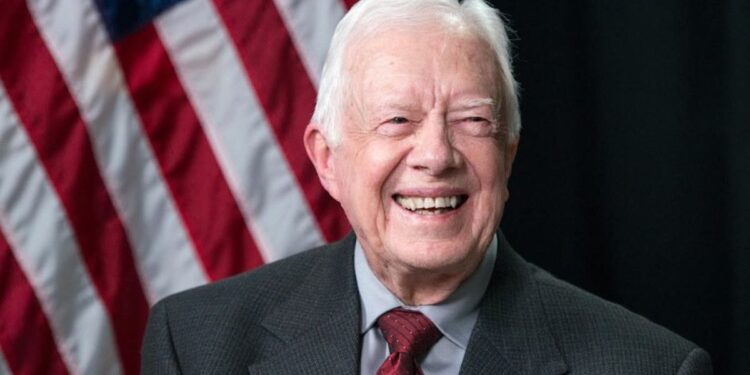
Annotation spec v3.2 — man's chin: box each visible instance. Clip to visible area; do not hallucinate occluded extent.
[390,242,482,273]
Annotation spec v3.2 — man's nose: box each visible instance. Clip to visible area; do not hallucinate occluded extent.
[406,116,460,175]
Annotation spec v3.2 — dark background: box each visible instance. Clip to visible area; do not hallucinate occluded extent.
[489,1,749,373]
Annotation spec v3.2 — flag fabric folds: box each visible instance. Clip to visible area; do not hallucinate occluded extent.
[0,0,353,373]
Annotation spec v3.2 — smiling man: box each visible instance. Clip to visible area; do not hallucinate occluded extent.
[142,0,712,374]
[309,20,514,308]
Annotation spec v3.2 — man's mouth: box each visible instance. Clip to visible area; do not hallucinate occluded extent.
[393,194,468,215]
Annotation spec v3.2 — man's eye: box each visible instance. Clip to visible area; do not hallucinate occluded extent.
[377,116,414,137]
[388,117,409,124]
[453,116,497,137]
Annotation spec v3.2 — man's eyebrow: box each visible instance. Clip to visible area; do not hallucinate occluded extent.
[452,97,495,109]
[371,99,419,113]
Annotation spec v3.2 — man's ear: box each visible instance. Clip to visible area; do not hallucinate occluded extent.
[501,138,519,203]
[304,123,340,201]
[504,138,519,179]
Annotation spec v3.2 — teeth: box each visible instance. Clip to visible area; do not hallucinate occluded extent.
[415,199,424,209]
[395,195,463,212]
[435,197,445,208]
[424,197,434,209]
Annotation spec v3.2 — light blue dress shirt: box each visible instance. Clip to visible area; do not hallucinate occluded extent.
[354,237,497,375]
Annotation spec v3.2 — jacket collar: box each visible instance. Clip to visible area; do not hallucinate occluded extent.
[247,232,568,374]
[460,232,568,375]
[248,234,361,374]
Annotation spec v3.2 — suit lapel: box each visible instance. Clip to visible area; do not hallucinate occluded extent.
[247,234,361,375]
[460,232,568,375]
[245,232,569,374]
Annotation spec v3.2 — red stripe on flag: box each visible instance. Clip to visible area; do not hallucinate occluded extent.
[213,0,350,242]
[0,229,70,375]
[341,0,357,10]
[0,2,149,374]
[114,24,264,279]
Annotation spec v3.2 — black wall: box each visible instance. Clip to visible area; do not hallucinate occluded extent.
[490,1,749,373]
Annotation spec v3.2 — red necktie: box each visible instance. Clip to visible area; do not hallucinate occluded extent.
[376,308,443,375]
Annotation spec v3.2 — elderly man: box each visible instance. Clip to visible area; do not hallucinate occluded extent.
[141,0,712,373]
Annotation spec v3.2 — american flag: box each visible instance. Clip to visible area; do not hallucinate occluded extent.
[0,0,355,373]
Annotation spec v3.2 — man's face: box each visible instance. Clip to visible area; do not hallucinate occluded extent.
[315,27,517,279]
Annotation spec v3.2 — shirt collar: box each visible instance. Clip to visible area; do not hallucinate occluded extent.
[354,236,497,349]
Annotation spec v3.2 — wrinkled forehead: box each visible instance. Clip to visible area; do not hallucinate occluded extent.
[344,25,502,109]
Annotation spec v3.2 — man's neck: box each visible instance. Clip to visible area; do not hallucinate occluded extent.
[359,242,495,306]
[370,262,481,305]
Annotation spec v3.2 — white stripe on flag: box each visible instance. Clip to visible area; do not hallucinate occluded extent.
[26,0,209,302]
[272,0,346,86]
[155,0,325,262]
[0,351,10,375]
[0,82,122,375]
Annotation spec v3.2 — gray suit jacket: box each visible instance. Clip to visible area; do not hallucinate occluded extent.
[141,232,712,374]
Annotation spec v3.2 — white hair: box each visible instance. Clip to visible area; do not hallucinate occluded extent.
[311,0,520,146]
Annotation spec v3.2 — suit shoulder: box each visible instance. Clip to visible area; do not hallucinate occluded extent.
[527,263,709,372]
[143,239,353,373]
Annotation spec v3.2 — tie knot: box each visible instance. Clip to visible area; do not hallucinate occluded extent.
[377,308,442,358]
